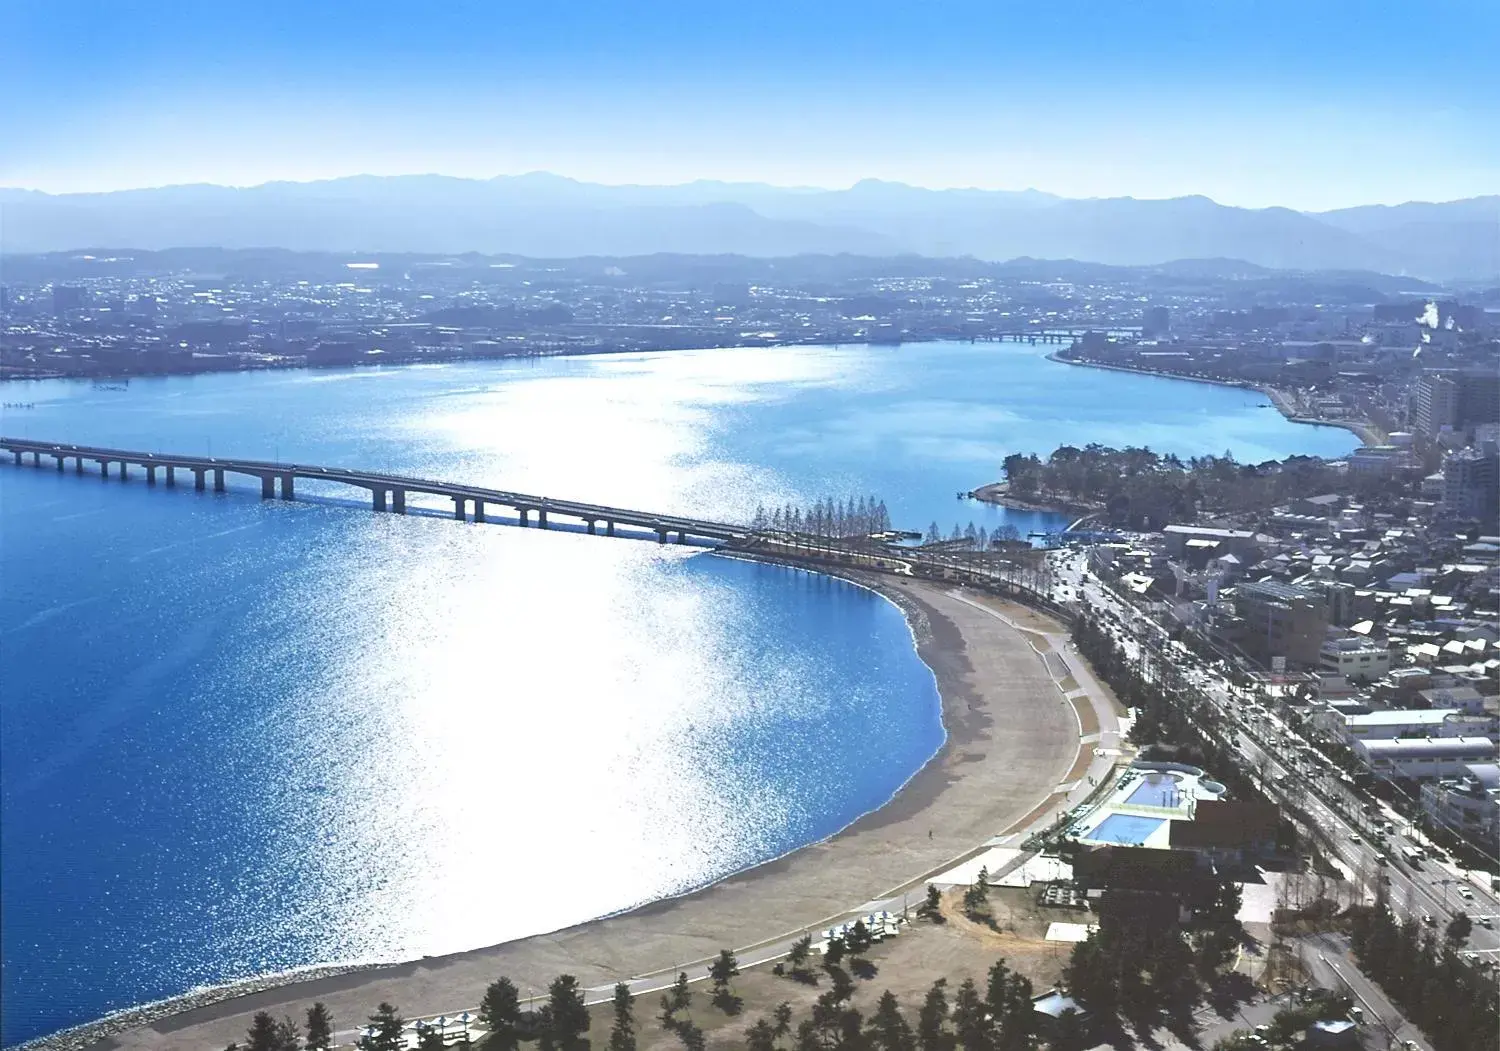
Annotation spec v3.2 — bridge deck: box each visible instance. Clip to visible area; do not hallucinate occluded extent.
[1,437,747,540]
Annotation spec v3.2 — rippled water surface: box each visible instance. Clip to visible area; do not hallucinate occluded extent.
[0,342,1356,1044]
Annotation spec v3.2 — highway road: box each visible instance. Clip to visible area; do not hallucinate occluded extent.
[1043,547,1500,963]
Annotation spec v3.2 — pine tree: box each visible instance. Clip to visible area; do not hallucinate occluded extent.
[248,1013,279,1051]
[745,1019,779,1051]
[273,1017,302,1051]
[917,883,943,921]
[709,948,740,992]
[844,919,871,957]
[305,1004,333,1051]
[951,979,990,1051]
[608,982,636,1051]
[773,1002,793,1038]
[361,1004,404,1051]
[541,975,588,1051]
[917,978,950,1051]
[867,990,917,1051]
[478,978,521,1051]
[674,1021,705,1051]
[669,971,692,1013]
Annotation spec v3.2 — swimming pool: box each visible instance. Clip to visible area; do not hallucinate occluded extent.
[1087,814,1167,845]
[1125,772,1183,807]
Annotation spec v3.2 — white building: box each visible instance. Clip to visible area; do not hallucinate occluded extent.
[1420,763,1500,855]
[1355,737,1499,780]
[1340,708,1497,743]
[1318,634,1392,680]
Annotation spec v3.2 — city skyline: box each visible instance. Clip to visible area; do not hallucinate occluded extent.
[4,0,1498,209]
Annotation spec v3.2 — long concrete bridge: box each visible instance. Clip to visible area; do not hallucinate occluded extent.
[0,437,751,544]
[1,436,1078,621]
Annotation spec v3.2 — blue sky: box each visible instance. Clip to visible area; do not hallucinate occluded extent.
[3,0,1496,208]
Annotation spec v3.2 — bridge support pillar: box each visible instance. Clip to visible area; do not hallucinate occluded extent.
[606,521,615,536]
[213,469,224,492]
[193,468,205,491]
[676,531,686,544]
[453,497,466,521]
[279,474,294,500]
[31,450,41,466]
[538,509,548,529]
[165,465,175,486]
[147,465,157,485]
[657,528,669,544]
[391,488,405,513]
[518,508,529,526]
[54,454,65,471]
[75,456,84,474]
[473,501,486,523]
[586,519,596,534]
[10,450,18,465]
[261,475,275,499]
[118,461,128,480]
[373,488,387,511]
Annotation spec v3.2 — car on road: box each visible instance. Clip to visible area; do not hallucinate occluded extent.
[1479,916,1493,929]
[1422,912,1436,926]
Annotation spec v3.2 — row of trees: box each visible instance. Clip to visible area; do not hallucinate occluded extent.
[238,1003,333,1051]
[1001,445,1348,528]
[750,497,893,538]
[920,522,1024,548]
[744,957,1041,1051]
[1346,899,1499,1051]
[1070,612,1192,747]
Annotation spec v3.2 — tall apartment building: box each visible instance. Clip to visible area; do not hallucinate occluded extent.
[1441,442,1500,522]
[1411,371,1458,437]
[1228,580,1329,668]
[1413,369,1500,438]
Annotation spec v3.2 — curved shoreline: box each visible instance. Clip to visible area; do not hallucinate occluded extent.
[20,572,1087,1051]
[1045,350,1382,446]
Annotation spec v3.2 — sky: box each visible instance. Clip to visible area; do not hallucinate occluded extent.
[3,0,1497,210]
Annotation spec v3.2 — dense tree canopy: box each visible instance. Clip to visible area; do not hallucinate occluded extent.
[1002,444,1351,528]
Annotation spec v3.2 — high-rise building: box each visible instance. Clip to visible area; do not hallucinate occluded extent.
[1142,306,1171,338]
[1442,442,1500,523]
[1229,580,1329,668]
[52,284,85,315]
[1458,369,1500,431]
[1412,371,1459,437]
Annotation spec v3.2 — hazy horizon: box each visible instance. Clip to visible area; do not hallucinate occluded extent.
[5,0,1497,210]
[3,170,1494,214]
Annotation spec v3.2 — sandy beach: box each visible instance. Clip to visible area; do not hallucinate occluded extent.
[48,577,1081,1051]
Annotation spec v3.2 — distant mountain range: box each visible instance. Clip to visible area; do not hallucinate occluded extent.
[2,175,1495,281]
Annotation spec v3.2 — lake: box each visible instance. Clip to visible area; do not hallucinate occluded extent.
[0,342,1356,1045]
